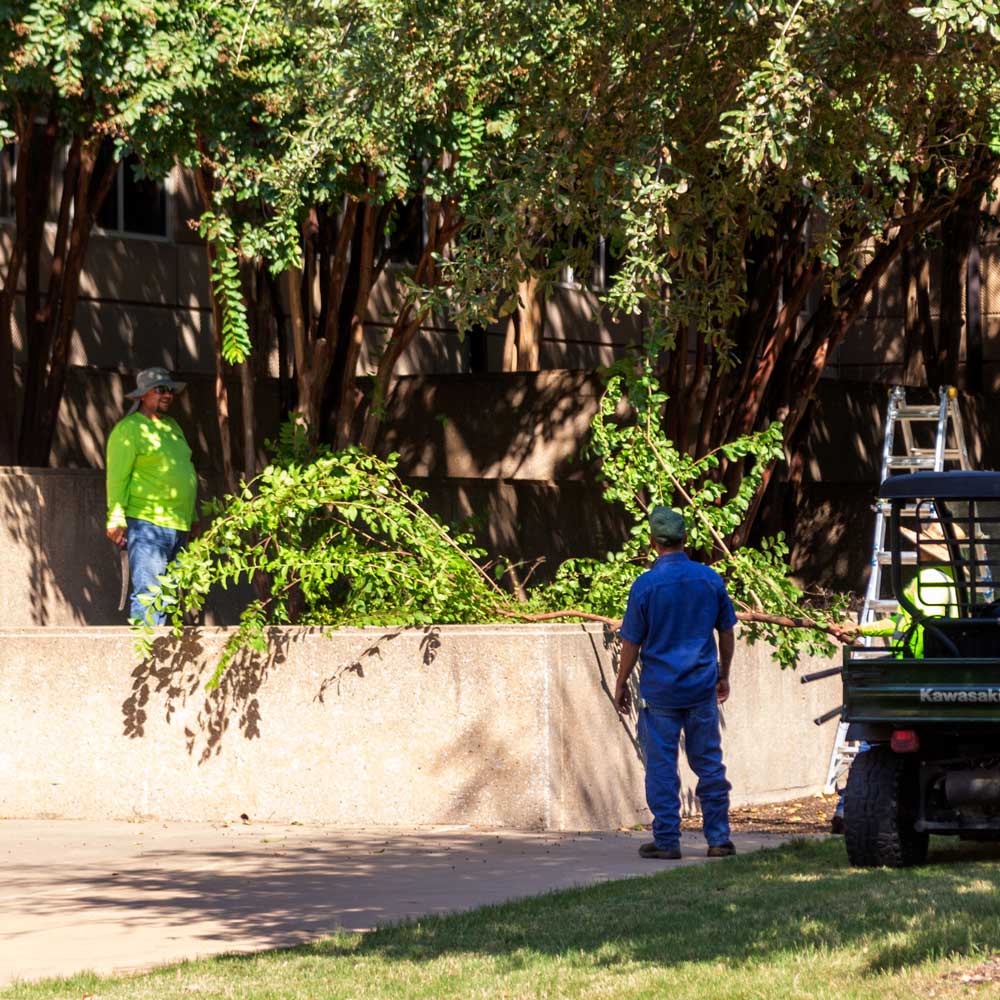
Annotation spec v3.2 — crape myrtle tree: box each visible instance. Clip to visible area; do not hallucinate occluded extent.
[140,1,877,671]
[193,0,549,456]
[443,0,1000,547]
[0,0,218,466]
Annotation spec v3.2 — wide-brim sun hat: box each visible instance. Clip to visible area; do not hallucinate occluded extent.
[900,521,969,561]
[125,366,186,399]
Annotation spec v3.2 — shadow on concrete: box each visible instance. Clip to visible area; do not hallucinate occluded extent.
[13,834,997,982]
[122,627,294,764]
[5,827,657,950]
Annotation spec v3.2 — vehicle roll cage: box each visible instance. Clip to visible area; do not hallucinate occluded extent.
[881,471,1000,657]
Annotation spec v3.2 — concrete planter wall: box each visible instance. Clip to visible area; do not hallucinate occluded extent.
[0,624,841,830]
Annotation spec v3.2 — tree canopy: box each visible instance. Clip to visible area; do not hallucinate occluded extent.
[4,0,1000,664]
[442,0,1000,534]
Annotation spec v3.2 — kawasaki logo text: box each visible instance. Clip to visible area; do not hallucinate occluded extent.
[920,688,1000,703]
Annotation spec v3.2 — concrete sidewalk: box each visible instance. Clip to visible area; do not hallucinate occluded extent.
[0,820,793,987]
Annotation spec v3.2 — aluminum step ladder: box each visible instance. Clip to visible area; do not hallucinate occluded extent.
[823,384,971,793]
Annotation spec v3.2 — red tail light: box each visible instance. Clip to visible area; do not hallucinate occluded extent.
[891,729,920,753]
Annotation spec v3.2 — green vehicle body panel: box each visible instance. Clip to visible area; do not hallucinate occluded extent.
[843,652,1000,725]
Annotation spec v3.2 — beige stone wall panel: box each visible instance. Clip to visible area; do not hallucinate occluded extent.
[0,624,841,828]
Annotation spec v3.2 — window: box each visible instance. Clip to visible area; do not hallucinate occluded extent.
[94,142,169,239]
[385,196,425,265]
[0,143,15,219]
[560,235,625,292]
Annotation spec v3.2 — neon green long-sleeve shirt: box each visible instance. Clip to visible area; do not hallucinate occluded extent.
[105,413,197,532]
[861,566,957,657]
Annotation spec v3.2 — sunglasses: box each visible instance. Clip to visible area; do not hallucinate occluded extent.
[152,385,175,395]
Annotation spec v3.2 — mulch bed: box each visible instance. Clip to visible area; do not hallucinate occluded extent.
[679,792,839,835]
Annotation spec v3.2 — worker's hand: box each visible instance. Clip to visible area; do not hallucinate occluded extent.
[717,677,730,704]
[613,678,632,715]
[830,623,861,645]
[106,526,126,547]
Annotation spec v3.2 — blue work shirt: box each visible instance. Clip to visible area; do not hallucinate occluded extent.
[620,552,738,708]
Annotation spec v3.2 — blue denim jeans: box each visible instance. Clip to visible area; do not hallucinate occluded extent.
[126,517,187,625]
[638,696,732,850]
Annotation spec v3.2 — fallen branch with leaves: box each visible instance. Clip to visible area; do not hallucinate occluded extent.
[498,606,856,642]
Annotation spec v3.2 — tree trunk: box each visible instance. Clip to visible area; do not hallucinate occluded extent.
[938,211,968,389]
[964,200,983,394]
[205,239,237,494]
[901,243,934,384]
[334,199,377,447]
[0,104,34,463]
[193,167,237,493]
[32,141,118,466]
[239,357,257,480]
[16,115,62,464]
[19,135,117,467]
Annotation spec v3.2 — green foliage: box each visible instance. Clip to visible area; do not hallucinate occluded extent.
[199,211,251,363]
[910,1,1000,45]
[0,0,217,171]
[528,362,848,669]
[442,1,1000,359]
[106,0,893,675]
[135,425,506,683]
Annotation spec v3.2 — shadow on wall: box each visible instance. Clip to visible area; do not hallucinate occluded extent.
[783,380,1000,596]
[414,478,631,588]
[426,623,652,829]
[312,627,433,704]
[122,627,294,764]
[378,371,605,483]
[121,625,442,764]
[0,469,121,625]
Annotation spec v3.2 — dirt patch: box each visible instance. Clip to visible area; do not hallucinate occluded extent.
[680,793,839,836]
[940,955,1000,988]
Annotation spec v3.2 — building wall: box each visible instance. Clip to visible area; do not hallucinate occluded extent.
[4,375,996,628]
[833,239,1000,389]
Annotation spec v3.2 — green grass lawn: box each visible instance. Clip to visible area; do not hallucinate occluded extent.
[7,838,1000,1000]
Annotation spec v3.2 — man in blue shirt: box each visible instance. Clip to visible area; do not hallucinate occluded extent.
[614,506,738,860]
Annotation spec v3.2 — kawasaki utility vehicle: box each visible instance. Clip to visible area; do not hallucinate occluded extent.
[842,470,1000,867]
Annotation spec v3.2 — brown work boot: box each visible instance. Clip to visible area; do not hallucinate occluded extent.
[706,841,736,857]
[638,841,682,860]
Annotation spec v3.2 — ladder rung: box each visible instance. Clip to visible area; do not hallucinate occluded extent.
[894,406,945,420]
[886,457,937,469]
[877,502,919,516]
[867,599,899,613]
[905,448,962,459]
[877,550,917,565]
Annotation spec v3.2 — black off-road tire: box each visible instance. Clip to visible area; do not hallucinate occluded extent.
[844,747,929,868]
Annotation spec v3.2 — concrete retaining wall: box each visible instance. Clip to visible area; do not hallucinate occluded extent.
[0,624,841,830]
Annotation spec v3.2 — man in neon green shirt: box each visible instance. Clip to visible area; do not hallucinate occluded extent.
[859,564,958,657]
[106,367,197,624]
